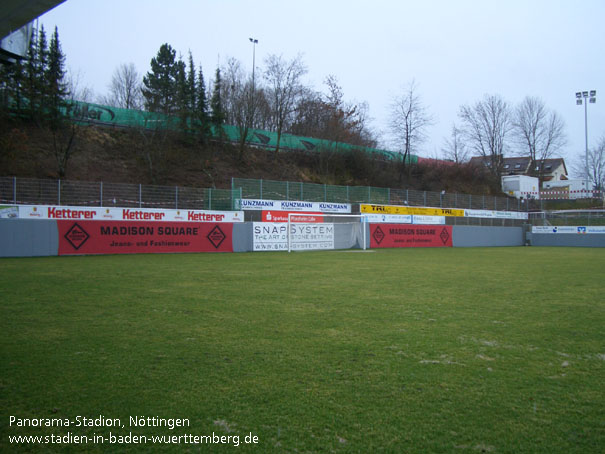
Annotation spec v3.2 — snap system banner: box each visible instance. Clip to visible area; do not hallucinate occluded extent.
[57,221,234,255]
[370,224,453,248]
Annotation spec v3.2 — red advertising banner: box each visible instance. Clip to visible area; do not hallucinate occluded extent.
[261,211,324,223]
[370,224,453,248]
[58,221,233,255]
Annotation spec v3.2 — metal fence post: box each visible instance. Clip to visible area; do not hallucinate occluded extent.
[58,180,61,205]
[260,179,263,199]
[324,184,327,202]
[368,186,371,203]
[13,177,17,205]
[423,191,427,206]
[100,182,103,206]
[209,188,212,210]
[139,184,142,208]
[175,186,178,209]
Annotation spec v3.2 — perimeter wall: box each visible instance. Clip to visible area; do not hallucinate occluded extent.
[1,219,528,257]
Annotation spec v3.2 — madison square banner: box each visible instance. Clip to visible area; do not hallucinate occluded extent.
[370,224,453,248]
[58,221,234,255]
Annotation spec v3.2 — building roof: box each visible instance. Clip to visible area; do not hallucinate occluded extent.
[469,156,567,178]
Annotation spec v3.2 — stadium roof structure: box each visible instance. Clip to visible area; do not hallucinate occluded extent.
[0,0,65,40]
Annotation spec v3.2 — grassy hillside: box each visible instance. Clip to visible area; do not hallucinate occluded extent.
[0,118,501,195]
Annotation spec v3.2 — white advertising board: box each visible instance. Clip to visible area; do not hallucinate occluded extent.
[14,205,244,222]
[361,214,445,224]
[532,226,605,234]
[253,222,335,251]
[465,209,528,220]
[362,214,413,224]
[240,199,350,213]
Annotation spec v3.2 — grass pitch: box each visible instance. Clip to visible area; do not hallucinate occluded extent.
[1,248,604,453]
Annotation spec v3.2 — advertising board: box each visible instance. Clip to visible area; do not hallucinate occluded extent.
[252,222,334,251]
[16,205,243,222]
[370,224,453,248]
[532,226,605,234]
[261,211,324,223]
[57,221,233,255]
[240,199,350,213]
[361,204,464,217]
[465,209,528,220]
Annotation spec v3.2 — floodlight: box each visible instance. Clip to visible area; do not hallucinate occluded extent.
[576,92,582,98]
[577,99,583,105]
[582,91,589,97]
[590,90,596,97]
[590,98,596,103]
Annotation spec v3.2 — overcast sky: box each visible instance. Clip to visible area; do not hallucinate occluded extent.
[39,0,604,174]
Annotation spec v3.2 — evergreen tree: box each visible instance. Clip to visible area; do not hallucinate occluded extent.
[187,52,197,114]
[175,56,188,130]
[24,25,48,122]
[210,66,225,136]
[196,64,210,139]
[44,26,68,129]
[142,43,178,115]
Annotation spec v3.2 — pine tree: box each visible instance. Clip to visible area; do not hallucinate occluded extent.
[175,56,188,130]
[210,66,225,137]
[142,43,178,115]
[196,64,210,140]
[44,26,68,129]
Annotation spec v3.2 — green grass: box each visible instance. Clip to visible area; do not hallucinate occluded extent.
[1,248,604,453]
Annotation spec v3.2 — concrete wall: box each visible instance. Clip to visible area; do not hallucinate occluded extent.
[0,219,58,257]
[529,234,605,247]
[2,220,603,257]
[452,226,524,247]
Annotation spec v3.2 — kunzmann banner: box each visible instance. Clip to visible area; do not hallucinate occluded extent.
[370,224,453,248]
[58,221,234,255]
[252,222,335,251]
[16,205,243,222]
[532,226,605,234]
[240,199,350,213]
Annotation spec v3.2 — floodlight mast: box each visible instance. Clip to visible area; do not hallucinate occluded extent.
[576,90,597,185]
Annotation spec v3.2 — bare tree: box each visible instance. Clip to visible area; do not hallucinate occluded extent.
[263,53,307,154]
[222,58,257,160]
[389,80,434,174]
[573,134,605,190]
[441,123,468,163]
[103,63,143,110]
[512,96,566,172]
[459,94,512,176]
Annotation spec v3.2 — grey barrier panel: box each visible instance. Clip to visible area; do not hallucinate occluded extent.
[233,223,254,252]
[529,234,605,248]
[0,219,59,257]
[452,226,524,247]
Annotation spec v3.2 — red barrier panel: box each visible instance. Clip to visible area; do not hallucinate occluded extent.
[58,221,233,255]
[370,224,452,248]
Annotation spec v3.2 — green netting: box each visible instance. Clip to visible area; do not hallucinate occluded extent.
[232,178,392,205]
[64,100,416,164]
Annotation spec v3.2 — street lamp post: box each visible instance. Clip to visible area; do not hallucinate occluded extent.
[576,90,597,186]
[249,38,258,91]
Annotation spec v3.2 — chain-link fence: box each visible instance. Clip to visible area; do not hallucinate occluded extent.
[5,176,599,220]
[0,177,240,211]
[232,177,527,211]
[528,210,605,226]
